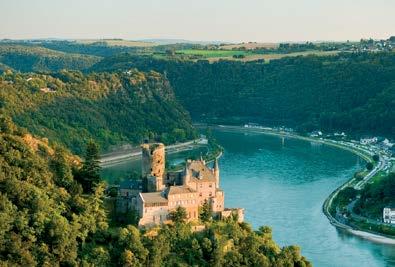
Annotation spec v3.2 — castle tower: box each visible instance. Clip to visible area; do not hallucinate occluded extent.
[213,158,220,188]
[141,143,165,192]
[183,160,191,186]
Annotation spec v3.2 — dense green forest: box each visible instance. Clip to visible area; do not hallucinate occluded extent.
[92,52,395,138]
[0,44,100,72]
[0,69,196,154]
[0,118,310,266]
[0,41,203,61]
[39,41,144,57]
[1,42,394,138]
[354,172,395,218]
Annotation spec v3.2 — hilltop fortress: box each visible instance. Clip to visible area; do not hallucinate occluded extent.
[120,142,244,228]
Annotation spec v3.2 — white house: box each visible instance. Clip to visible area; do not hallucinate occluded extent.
[310,131,322,138]
[383,207,395,224]
[360,137,378,145]
[382,139,393,148]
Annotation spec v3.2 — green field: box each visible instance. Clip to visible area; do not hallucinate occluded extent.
[177,49,252,58]
[176,49,340,62]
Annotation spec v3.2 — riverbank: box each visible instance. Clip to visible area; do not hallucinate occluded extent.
[205,124,395,244]
[204,125,372,160]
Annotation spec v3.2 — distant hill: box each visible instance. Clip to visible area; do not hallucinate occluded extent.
[75,39,156,47]
[0,45,100,72]
[0,69,196,154]
[1,42,393,138]
[138,38,226,45]
[91,52,395,138]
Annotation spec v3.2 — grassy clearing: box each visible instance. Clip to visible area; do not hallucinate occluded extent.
[203,50,340,62]
[176,49,252,58]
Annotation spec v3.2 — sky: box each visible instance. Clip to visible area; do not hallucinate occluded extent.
[0,0,394,43]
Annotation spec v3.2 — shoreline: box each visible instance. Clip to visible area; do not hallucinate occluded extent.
[206,124,395,245]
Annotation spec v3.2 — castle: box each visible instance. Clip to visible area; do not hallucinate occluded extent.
[121,142,243,228]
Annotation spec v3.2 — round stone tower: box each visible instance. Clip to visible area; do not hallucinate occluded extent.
[141,143,165,192]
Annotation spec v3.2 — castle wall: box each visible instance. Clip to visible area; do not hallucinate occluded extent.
[138,204,169,227]
[221,208,244,223]
[168,192,199,220]
[212,190,224,212]
[137,193,169,227]
[188,180,217,206]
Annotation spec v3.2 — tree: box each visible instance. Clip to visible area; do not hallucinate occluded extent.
[354,171,365,181]
[199,199,212,222]
[120,250,139,267]
[366,162,374,171]
[115,225,148,265]
[50,147,73,188]
[169,206,188,224]
[77,140,101,193]
[372,154,380,162]
[0,115,16,134]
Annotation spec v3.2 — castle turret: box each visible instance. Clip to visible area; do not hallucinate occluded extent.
[200,154,205,165]
[183,160,191,186]
[141,143,165,192]
[213,158,220,188]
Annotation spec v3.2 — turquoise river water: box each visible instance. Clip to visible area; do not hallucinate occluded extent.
[102,129,395,267]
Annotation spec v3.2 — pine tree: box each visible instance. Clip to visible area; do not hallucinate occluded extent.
[169,206,188,224]
[77,140,101,193]
[199,199,212,223]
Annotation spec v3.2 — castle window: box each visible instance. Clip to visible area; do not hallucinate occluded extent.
[209,183,212,188]
[199,193,202,197]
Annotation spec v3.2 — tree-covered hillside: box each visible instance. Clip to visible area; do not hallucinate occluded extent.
[0,69,196,154]
[0,45,100,73]
[92,52,395,138]
[0,116,107,265]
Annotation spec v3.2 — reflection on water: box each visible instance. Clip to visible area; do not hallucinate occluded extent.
[102,129,395,267]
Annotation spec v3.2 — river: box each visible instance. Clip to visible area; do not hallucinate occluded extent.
[102,128,395,267]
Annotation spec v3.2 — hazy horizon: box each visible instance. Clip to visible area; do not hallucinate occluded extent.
[0,0,394,43]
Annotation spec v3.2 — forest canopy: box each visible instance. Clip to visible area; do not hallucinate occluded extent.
[0,44,100,72]
[92,52,395,138]
[0,69,196,154]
